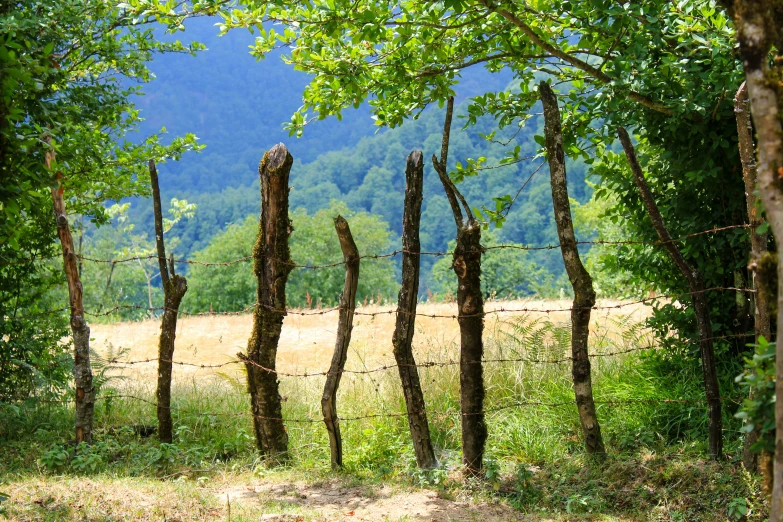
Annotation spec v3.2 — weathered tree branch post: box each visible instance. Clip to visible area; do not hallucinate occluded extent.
[736,83,772,344]
[46,138,94,444]
[321,215,360,469]
[735,82,770,472]
[149,160,189,443]
[540,82,605,457]
[392,150,438,469]
[722,1,783,513]
[432,97,487,475]
[240,143,294,460]
[618,126,723,459]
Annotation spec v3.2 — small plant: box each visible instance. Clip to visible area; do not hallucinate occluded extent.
[71,443,105,473]
[484,457,501,490]
[39,444,68,471]
[727,497,749,520]
[509,464,540,507]
[565,493,600,515]
[735,336,776,453]
[146,443,180,472]
[410,466,448,487]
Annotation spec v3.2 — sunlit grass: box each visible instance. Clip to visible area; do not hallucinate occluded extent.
[0,315,763,520]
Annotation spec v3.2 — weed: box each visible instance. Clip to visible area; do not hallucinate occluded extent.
[71,442,105,474]
[728,497,750,520]
[39,444,68,471]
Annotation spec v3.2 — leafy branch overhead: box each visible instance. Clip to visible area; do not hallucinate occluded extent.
[205,0,736,139]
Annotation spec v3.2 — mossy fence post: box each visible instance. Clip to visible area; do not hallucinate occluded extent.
[540,82,605,457]
[46,137,94,445]
[618,126,722,460]
[149,160,188,443]
[241,143,294,461]
[735,82,770,472]
[432,97,487,475]
[392,150,437,469]
[321,215,360,469]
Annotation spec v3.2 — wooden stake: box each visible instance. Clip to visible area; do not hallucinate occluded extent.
[241,144,294,460]
[540,82,605,457]
[432,97,486,475]
[392,150,437,469]
[321,215,360,469]
[149,160,188,443]
[46,137,94,444]
[618,126,722,459]
[735,81,770,472]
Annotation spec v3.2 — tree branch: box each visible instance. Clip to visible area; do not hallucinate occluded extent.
[480,1,675,116]
[148,160,169,289]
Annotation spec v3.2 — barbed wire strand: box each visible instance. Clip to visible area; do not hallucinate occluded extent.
[103,332,748,376]
[1,224,750,268]
[30,393,743,424]
[10,286,757,321]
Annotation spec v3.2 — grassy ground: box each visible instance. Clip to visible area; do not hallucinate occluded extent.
[0,310,768,521]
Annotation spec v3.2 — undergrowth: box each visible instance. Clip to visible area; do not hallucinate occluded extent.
[0,315,766,520]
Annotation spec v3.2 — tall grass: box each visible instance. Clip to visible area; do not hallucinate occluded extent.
[1,314,744,478]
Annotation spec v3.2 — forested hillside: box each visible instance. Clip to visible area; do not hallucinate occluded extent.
[124,18,589,292]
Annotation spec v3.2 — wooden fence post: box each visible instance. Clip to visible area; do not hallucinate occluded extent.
[46,138,94,444]
[432,97,487,475]
[540,82,606,457]
[321,215,360,469]
[241,143,294,460]
[149,160,188,443]
[735,82,770,472]
[392,150,438,469]
[618,126,723,459]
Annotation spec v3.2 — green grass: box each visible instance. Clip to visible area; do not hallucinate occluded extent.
[0,315,767,520]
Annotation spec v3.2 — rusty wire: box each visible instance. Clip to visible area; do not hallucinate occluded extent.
[0,224,750,268]
[30,393,741,424]
[102,331,748,377]
[11,286,757,322]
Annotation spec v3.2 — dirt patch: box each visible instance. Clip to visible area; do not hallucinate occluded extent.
[218,480,524,521]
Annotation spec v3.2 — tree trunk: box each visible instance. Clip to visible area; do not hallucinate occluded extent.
[46,140,94,445]
[735,82,770,472]
[432,97,486,475]
[241,143,293,461]
[453,223,485,474]
[149,160,188,443]
[540,82,605,457]
[322,215,360,469]
[722,0,783,514]
[618,126,723,459]
[393,150,438,469]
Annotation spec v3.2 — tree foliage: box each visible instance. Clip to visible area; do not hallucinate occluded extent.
[431,231,555,299]
[185,201,397,312]
[0,0,208,402]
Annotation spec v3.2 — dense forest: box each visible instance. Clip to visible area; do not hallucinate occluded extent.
[122,19,587,296]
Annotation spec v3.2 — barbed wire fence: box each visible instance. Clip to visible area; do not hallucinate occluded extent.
[0,223,751,269]
[5,129,756,468]
[10,223,757,464]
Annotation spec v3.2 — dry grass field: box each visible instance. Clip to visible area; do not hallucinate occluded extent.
[90,299,654,380]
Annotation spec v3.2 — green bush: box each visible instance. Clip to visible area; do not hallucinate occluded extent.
[185,200,398,311]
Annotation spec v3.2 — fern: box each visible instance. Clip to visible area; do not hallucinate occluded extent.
[90,343,130,397]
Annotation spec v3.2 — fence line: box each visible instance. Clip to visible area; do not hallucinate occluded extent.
[0,224,751,268]
[30,393,744,424]
[9,286,758,322]
[104,332,748,376]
